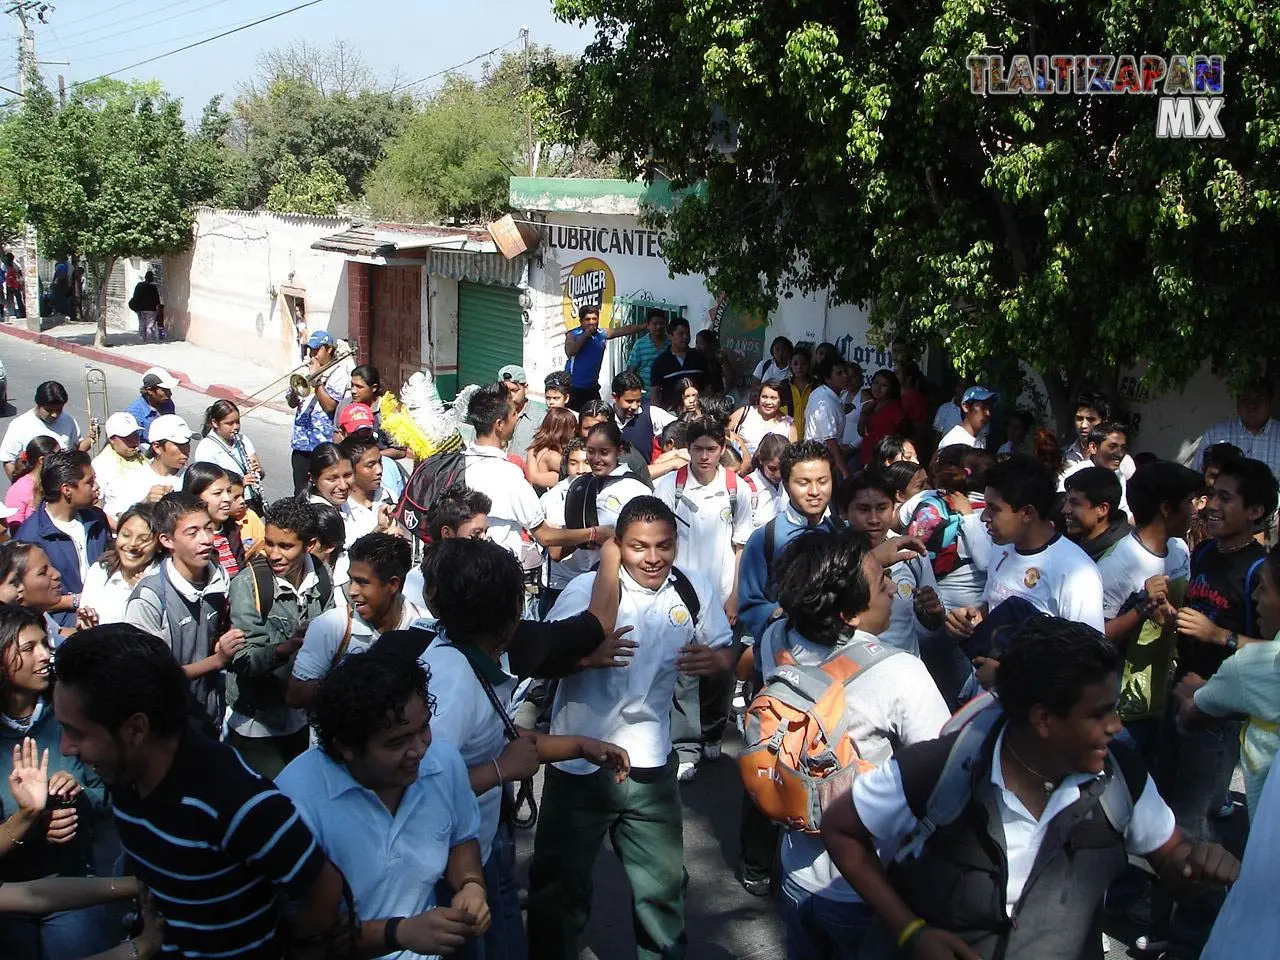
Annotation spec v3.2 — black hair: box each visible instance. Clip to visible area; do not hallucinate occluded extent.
[1071,391,1112,421]
[264,496,319,543]
[12,435,61,485]
[33,381,69,407]
[311,649,435,759]
[96,503,158,579]
[152,492,210,539]
[423,537,524,639]
[871,369,902,400]
[426,485,493,541]
[813,356,848,385]
[181,461,231,500]
[1201,441,1243,473]
[873,435,914,467]
[348,532,412,585]
[579,399,611,422]
[563,436,588,460]
[755,433,788,465]
[544,370,572,394]
[310,502,346,555]
[465,382,513,435]
[842,469,897,515]
[308,442,352,486]
[1126,461,1203,527]
[1086,421,1129,449]
[201,399,239,438]
[790,345,812,362]
[0,604,52,693]
[350,364,381,388]
[54,624,189,737]
[1008,409,1035,429]
[615,495,677,539]
[646,308,668,323]
[769,336,793,355]
[0,542,39,590]
[776,528,873,647]
[961,449,998,494]
[780,440,833,483]
[699,394,735,425]
[668,315,690,333]
[1214,455,1280,517]
[659,419,689,450]
[882,460,925,498]
[673,377,703,409]
[686,416,727,448]
[758,378,786,399]
[721,445,743,469]
[985,453,1056,519]
[995,616,1121,724]
[339,435,382,465]
[579,304,601,319]
[586,420,624,450]
[38,450,91,503]
[1063,465,1123,513]
[612,370,644,397]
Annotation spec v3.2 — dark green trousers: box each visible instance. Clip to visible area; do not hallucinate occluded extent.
[527,755,688,960]
[225,727,309,780]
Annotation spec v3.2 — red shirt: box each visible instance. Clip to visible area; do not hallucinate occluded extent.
[861,399,909,464]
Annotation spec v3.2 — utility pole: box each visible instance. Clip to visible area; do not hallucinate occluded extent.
[521,25,535,175]
[6,1,52,95]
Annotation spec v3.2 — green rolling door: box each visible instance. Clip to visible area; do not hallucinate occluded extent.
[456,282,524,393]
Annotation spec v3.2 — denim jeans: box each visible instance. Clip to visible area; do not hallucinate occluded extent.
[780,877,874,960]
[0,904,116,960]
[481,820,527,960]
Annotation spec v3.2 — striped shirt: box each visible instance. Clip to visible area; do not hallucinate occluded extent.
[112,731,325,959]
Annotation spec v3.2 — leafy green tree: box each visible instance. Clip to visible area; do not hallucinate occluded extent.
[187,96,254,209]
[545,0,1280,427]
[7,77,202,346]
[266,155,351,216]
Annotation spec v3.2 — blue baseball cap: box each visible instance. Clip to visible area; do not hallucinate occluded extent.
[962,386,997,405]
[306,330,336,350]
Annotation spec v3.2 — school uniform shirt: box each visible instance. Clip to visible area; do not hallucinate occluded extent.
[1098,532,1190,622]
[462,443,546,560]
[760,623,949,902]
[852,724,1175,919]
[541,468,650,588]
[113,467,182,517]
[342,487,396,546]
[752,357,789,384]
[91,446,151,519]
[744,469,782,529]
[546,566,733,772]
[0,408,81,465]
[939,423,980,448]
[193,433,261,502]
[291,598,428,683]
[81,559,160,625]
[982,533,1105,631]
[1063,440,1137,480]
[803,383,845,444]
[904,491,993,611]
[420,636,519,862]
[654,465,754,604]
[933,402,990,446]
[276,740,481,960]
[881,532,942,656]
[1058,458,1130,514]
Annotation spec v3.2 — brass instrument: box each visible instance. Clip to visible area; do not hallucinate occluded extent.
[84,363,108,454]
[236,339,356,417]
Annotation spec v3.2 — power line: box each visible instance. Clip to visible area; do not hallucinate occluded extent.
[53,0,236,50]
[65,13,264,65]
[389,35,522,94]
[44,0,158,34]
[71,0,329,88]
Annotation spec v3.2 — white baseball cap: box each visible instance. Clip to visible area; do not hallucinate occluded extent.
[148,414,192,445]
[142,366,180,391]
[104,411,143,439]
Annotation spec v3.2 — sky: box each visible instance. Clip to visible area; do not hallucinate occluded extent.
[5,0,592,116]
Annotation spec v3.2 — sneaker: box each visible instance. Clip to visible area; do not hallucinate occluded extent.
[1212,799,1235,819]
[1135,935,1169,954]
[677,761,697,782]
[739,874,771,897]
[703,742,722,762]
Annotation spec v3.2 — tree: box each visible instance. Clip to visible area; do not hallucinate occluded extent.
[187,96,254,209]
[544,0,1280,429]
[7,78,203,346]
[266,155,351,216]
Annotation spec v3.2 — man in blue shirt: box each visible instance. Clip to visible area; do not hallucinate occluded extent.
[125,366,178,436]
[564,305,646,411]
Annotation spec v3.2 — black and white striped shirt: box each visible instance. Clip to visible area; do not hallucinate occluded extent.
[112,731,325,959]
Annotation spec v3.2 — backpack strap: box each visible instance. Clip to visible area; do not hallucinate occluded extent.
[313,558,334,610]
[329,606,355,671]
[1244,556,1266,638]
[1098,739,1145,835]
[669,567,701,626]
[248,556,275,620]
[762,516,778,580]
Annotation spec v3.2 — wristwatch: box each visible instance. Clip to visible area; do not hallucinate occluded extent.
[1225,632,1239,652]
[383,917,405,953]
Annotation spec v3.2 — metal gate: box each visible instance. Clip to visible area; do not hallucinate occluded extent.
[456,282,523,392]
[370,266,423,391]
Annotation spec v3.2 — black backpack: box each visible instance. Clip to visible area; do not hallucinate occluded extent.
[394,448,468,544]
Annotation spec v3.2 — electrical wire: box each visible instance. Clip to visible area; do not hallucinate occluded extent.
[389,35,523,94]
[42,0,158,33]
[51,0,238,52]
[70,0,329,88]
[62,13,264,65]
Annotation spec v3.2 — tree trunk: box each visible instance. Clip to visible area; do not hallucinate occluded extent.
[94,256,113,348]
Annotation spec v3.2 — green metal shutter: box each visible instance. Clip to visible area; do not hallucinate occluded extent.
[456,282,524,393]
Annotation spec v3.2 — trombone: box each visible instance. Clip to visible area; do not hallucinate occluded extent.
[237,339,356,417]
[84,363,108,454]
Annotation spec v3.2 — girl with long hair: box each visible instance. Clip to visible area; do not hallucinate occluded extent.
[182,463,245,577]
[858,369,911,465]
[307,443,354,509]
[4,436,60,528]
[80,503,159,625]
[0,541,72,642]
[674,377,704,420]
[194,400,264,515]
[525,407,578,492]
[728,379,796,458]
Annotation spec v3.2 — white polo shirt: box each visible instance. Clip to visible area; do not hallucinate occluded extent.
[546,565,733,772]
[540,468,650,589]
[654,465,753,604]
[939,423,980,448]
[744,470,782,530]
[292,597,427,683]
[0,408,81,465]
[804,384,845,444]
[462,443,546,559]
[881,532,941,657]
[342,486,396,546]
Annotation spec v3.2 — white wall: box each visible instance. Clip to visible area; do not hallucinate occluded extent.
[162,208,352,373]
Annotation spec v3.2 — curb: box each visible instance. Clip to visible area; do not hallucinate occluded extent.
[0,322,293,415]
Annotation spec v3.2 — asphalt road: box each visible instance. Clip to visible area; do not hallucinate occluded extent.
[0,334,297,503]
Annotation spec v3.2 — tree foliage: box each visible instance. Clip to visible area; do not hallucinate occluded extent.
[545,0,1280,425]
[266,155,351,216]
[6,77,204,344]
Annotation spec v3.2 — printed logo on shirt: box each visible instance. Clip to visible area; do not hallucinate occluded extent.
[720,506,733,524]
[1024,567,1042,588]
[669,605,692,626]
[605,495,622,512]
[896,581,915,601]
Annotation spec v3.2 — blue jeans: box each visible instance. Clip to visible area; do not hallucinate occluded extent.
[780,877,874,960]
[0,904,115,960]
[448,820,527,960]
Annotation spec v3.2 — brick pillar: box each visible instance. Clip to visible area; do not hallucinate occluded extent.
[347,262,372,361]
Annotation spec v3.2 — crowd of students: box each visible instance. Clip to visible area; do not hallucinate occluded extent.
[0,326,1279,960]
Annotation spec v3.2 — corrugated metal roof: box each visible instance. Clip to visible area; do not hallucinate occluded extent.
[424,249,525,287]
[310,223,503,260]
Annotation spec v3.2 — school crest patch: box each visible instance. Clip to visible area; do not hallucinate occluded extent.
[1024,567,1042,588]
[669,605,692,626]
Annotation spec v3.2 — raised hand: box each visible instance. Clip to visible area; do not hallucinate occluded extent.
[8,738,48,816]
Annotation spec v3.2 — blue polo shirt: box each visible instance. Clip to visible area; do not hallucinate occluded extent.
[276,741,481,959]
[566,329,608,389]
[125,395,175,435]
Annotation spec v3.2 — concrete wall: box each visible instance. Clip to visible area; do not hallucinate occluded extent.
[162,209,352,374]
[428,274,460,400]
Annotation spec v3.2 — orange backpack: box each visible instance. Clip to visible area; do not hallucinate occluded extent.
[738,629,900,833]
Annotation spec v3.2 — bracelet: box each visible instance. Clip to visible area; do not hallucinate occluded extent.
[2,818,24,846]
[126,939,139,960]
[458,876,487,895]
[1225,631,1239,652]
[383,916,405,953]
[492,758,503,785]
[896,918,927,951]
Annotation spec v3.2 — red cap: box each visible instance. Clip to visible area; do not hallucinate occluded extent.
[338,403,376,433]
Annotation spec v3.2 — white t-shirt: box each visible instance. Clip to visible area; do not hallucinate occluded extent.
[804,384,844,444]
[654,465,753,604]
[939,423,979,449]
[46,510,89,584]
[462,444,545,559]
[983,534,1105,631]
[81,560,159,625]
[759,625,950,901]
[541,469,649,589]
[882,532,941,657]
[1064,440,1137,481]
[753,358,788,383]
[736,406,793,456]
[547,566,733,772]
[744,470,782,530]
[853,725,1175,918]
[0,409,81,464]
[112,467,182,516]
[1097,532,1190,621]
[192,434,260,496]
[1058,459,1130,515]
[419,638,518,862]
[292,598,427,683]
[933,402,990,444]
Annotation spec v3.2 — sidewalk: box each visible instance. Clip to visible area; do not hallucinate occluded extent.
[0,319,292,413]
